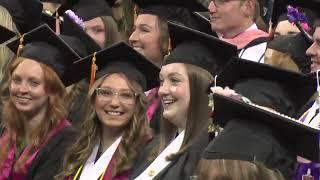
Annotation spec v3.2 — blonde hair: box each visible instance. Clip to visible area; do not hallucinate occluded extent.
[197,159,285,180]
[56,72,152,179]
[0,5,19,85]
[100,16,123,47]
[265,49,300,73]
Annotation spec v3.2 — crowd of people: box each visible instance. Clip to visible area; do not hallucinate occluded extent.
[0,0,319,179]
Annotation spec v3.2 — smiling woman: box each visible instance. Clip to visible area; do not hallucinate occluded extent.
[57,42,160,180]
[129,21,237,180]
[0,24,86,179]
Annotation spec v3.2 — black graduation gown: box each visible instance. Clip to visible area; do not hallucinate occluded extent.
[26,126,77,180]
[129,131,209,180]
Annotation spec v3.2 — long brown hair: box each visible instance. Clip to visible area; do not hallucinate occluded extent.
[150,64,213,161]
[57,72,151,179]
[0,57,67,171]
[100,16,122,47]
[197,159,285,180]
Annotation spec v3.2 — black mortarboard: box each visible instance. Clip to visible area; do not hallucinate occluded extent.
[62,12,101,55]
[133,0,206,30]
[40,0,65,3]
[134,0,207,12]
[59,34,88,58]
[72,0,112,21]
[190,12,217,37]
[73,41,160,91]
[205,93,320,168]
[105,0,116,7]
[6,24,84,86]
[41,0,81,31]
[0,25,17,44]
[0,0,43,33]
[41,12,61,32]
[164,21,237,76]
[215,57,316,116]
[267,32,312,73]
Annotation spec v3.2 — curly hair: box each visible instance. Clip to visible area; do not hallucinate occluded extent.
[56,72,151,179]
[0,57,67,172]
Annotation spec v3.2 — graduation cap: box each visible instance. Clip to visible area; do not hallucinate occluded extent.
[267,32,312,73]
[72,0,112,21]
[215,57,316,116]
[133,0,206,30]
[0,25,17,44]
[40,0,65,3]
[0,0,43,33]
[191,12,217,37]
[105,0,116,7]
[73,41,160,91]
[41,0,81,32]
[164,21,237,76]
[134,0,207,12]
[62,11,101,55]
[203,94,320,178]
[6,24,85,86]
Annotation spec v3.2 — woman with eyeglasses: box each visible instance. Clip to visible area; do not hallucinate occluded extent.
[56,42,160,180]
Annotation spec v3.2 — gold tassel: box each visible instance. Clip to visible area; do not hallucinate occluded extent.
[16,34,25,57]
[164,37,172,61]
[167,37,172,55]
[134,4,138,23]
[89,52,98,87]
[55,12,60,35]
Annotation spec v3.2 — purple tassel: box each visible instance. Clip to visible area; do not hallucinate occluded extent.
[286,5,313,42]
[287,5,311,31]
[65,10,85,29]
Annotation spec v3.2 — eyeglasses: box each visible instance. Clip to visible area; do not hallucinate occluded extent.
[95,87,138,105]
[210,0,242,7]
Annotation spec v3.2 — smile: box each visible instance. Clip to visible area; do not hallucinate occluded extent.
[15,96,32,104]
[105,110,124,116]
[132,46,143,52]
[162,98,177,107]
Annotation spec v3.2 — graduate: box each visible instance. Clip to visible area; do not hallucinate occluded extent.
[198,91,319,179]
[129,21,237,180]
[56,42,159,180]
[72,0,121,48]
[0,24,88,179]
[206,57,318,179]
[208,0,269,63]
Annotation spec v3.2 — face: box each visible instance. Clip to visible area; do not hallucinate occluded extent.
[84,17,106,48]
[307,27,320,73]
[94,74,136,129]
[208,0,251,38]
[129,14,163,67]
[274,20,300,37]
[9,59,49,115]
[158,63,190,129]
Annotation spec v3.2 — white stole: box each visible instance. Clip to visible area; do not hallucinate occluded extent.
[239,42,267,63]
[79,136,122,180]
[134,130,185,180]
